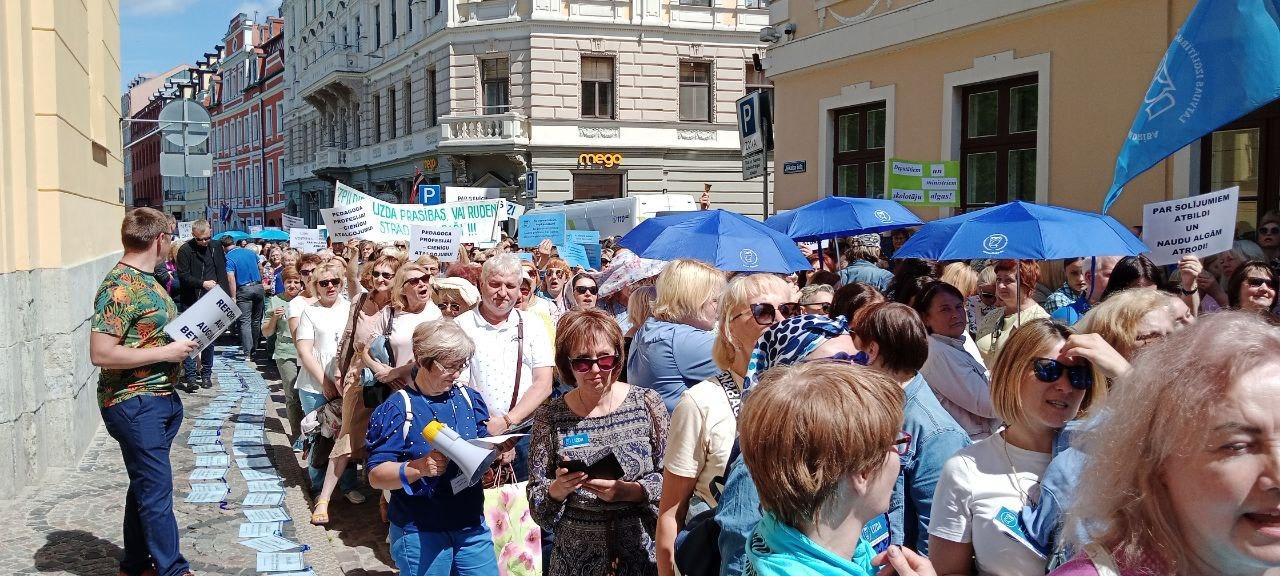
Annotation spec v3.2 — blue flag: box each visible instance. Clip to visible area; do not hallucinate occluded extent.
[1102,0,1280,213]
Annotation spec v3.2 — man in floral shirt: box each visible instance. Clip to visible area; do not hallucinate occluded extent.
[90,207,198,576]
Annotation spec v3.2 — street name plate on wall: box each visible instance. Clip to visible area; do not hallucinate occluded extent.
[783,160,807,174]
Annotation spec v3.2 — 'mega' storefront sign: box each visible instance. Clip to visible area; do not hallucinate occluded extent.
[578,152,623,168]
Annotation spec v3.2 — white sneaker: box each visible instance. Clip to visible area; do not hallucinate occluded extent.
[344,490,367,505]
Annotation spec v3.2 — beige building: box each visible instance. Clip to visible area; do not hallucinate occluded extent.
[764,0,1276,231]
[0,0,125,494]
[282,0,775,221]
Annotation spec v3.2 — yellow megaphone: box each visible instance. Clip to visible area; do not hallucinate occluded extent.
[423,421,498,488]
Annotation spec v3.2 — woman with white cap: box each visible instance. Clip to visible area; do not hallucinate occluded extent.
[431,277,481,320]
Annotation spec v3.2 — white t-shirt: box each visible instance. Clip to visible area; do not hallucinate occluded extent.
[454,308,554,416]
[294,300,353,395]
[663,374,740,506]
[388,304,442,368]
[929,432,1052,576]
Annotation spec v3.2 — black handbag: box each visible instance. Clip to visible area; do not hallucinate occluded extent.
[675,440,741,576]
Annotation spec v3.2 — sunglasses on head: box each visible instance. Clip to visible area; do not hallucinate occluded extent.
[371,270,395,280]
[1032,358,1094,390]
[404,276,429,286]
[316,278,341,288]
[574,285,599,295]
[1246,277,1278,289]
[569,354,618,373]
[737,302,802,325]
[812,350,870,366]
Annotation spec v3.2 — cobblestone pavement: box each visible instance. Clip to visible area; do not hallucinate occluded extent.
[0,348,397,576]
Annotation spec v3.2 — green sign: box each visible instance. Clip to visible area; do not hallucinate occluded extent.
[886,158,960,207]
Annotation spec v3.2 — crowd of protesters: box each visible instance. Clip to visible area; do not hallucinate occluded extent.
[92,206,1280,576]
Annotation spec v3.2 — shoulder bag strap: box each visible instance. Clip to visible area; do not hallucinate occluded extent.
[382,306,396,366]
[398,389,414,441]
[509,311,524,412]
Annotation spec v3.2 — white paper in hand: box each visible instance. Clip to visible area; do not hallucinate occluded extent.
[163,285,240,356]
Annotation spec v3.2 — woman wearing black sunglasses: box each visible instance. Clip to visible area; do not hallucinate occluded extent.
[1226,260,1278,320]
[568,273,600,311]
[929,319,1105,576]
[527,309,669,576]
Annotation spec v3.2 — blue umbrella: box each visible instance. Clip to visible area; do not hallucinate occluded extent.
[252,228,290,241]
[619,209,811,273]
[213,230,250,241]
[892,201,1148,260]
[764,196,923,241]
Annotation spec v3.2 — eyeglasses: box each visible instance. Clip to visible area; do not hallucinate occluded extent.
[422,358,468,373]
[734,302,802,326]
[800,302,831,313]
[546,270,568,279]
[574,285,599,295]
[439,301,465,312]
[570,354,619,373]
[316,278,342,288]
[404,276,429,286]
[1032,358,1094,390]
[1260,225,1280,235]
[299,268,315,276]
[890,431,912,455]
[1246,276,1278,289]
[194,236,212,243]
[371,270,395,280]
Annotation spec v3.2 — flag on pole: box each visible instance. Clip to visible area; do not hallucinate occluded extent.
[1102,0,1280,213]
[411,167,425,203]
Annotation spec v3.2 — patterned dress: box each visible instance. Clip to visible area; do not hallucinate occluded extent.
[527,385,669,576]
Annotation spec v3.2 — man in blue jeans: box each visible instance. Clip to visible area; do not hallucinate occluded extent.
[90,207,200,576]
[223,236,265,359]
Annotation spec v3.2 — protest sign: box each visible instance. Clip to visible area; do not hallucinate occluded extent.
[887,158,960,207]
[566,230,601,269]
[177,221,194,240]
[409,225,462,262]
[558,243,591,270]
[248,225,264,236]
[446,186,499,204]
[164,285,240,355]
[282,214,305,230]
[332,181,502,244]
[1141,186,1237,266]
[320,194,375,242]
[289,228,326,253]
[518,213,567,247]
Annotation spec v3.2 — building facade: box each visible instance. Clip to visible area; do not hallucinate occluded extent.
[0,0,124,495]
[210,14,289,230]
[764,0,1275,232]
[281,0,773,224]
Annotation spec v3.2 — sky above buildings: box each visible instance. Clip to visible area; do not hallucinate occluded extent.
[120,0,284,90]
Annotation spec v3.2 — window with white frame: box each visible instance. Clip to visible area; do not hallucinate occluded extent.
[481,58,510,114]
[581,56,614,119]
[679,61,712,122]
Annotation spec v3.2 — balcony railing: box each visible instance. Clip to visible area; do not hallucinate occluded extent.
[439,113,529,148]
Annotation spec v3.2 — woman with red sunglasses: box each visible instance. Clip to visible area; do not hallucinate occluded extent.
[527,309,669,576]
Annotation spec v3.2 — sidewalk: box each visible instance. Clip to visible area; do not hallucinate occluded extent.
[0,349,396,576]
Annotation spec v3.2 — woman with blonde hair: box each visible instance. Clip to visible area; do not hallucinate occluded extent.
[627,259,728,413]
[1051,312,1280,576]
[356,262,443,392]
[930,318,1104,576]
[1080,288,1182,360]
[938,262,978,299]
[655,273,795,576]
[739,361,932,576]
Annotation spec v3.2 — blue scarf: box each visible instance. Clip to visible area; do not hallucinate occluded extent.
[743,314,849,390]
[745,514,876,576]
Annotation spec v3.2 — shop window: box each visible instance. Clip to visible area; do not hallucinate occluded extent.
[573,173,623,200]
[679,61,711,122]
[959,75,1038,211]
[831,101,886,198]
[581,57,615,119]
[482,58,510,114]
[1199,100,1280,233]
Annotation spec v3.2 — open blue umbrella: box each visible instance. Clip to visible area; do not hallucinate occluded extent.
[213,230,249,242]
[764,196,923,241]
[892,201,1148,260]
[619,209,811,273]
[252,228,290,241]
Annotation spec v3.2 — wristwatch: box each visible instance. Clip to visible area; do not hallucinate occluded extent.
[1177,285,1198,296]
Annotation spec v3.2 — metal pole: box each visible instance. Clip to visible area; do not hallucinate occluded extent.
[762,164,769,218]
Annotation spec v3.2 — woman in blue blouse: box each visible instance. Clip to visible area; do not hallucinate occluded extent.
[366,319,512,576]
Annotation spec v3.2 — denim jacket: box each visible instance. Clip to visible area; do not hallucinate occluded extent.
[890,373,971,554]
[837,260,893,292]
[1018,420,1088,569]
[716,456,759,576]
